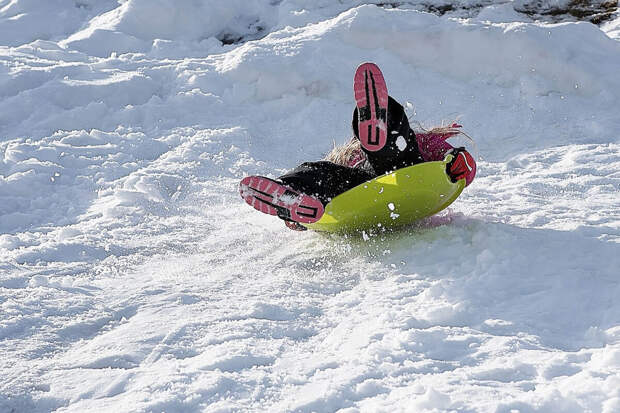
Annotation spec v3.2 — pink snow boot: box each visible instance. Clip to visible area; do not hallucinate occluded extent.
[239,176,324,224]
[354,62,388,152]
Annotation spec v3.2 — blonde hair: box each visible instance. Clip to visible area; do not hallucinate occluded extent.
[412,120,458,136]
[412,121,476,147]
[324,137,363,165]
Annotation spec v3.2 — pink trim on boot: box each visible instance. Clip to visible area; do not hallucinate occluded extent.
[240,176,324,224]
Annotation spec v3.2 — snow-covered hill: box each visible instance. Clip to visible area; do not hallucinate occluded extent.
[1,1,619,412]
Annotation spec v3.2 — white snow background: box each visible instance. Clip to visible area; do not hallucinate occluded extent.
[1,0,620,412]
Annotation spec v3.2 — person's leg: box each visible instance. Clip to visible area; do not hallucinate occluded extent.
[278,161,375,205]
[352,96,423,174]
[240,161,374,225]
[352,63,424,175]
[353,89,411,147]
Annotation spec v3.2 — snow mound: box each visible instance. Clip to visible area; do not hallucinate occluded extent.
[0,0,119,47]
[60,0,279,57]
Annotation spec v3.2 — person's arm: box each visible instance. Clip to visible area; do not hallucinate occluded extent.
[415,125,476,186]
[446,147,476,186]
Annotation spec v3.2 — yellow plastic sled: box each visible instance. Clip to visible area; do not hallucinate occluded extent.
[303,155,465,233]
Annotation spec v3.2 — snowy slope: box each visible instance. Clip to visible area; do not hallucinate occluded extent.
[1,1,620,412]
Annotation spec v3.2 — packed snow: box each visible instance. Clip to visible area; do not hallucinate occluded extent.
[1,0,619,412]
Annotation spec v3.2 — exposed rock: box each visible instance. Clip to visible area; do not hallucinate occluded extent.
[514,0,618,24]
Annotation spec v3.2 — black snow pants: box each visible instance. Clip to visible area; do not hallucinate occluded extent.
[278,96,425,205]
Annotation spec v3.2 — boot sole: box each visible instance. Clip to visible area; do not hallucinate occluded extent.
[240,176,324,224]
[354,62,388,152]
